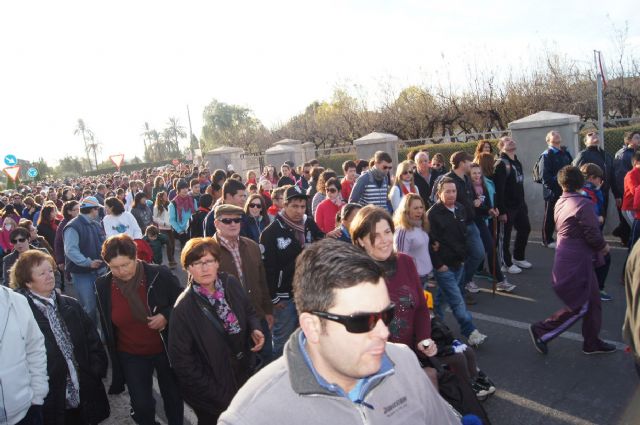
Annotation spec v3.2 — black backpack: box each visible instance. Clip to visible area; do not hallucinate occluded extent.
[532,153,545,184]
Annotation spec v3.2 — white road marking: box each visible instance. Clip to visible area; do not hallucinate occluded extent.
[495,389,600,425]
[472,311,627,350]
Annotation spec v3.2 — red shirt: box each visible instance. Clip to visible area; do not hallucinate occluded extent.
[314,199,341,234]
[623,167,640,214]
[111,277,163,355]
[341,178,354,201]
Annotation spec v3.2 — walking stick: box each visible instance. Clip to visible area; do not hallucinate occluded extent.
[492,216,498,296]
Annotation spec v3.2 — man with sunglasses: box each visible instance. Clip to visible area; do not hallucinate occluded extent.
[2,227,61,288]
[212,204,275,364]
[220,239,460,425]
[260,185,324,358]
[349,151,393,212]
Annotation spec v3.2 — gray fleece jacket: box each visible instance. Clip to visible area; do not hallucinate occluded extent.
[219,329,461,425]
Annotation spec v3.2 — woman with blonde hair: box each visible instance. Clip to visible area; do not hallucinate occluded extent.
[393,193,433,288]
[388,160,417,211]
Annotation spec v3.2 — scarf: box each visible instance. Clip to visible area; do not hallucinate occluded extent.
[409,218,423,228]
[400,181,414,195]
[174,194,196,222]
[331,196,344,207]
[49,219,59,233]
[194,280,241,334]
[29,291,80,408]
[197,206,210,214]
[113,261,148,324]
[279,211,306,247]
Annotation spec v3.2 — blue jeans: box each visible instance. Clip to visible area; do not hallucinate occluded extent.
[272,299,298,358]
[434,265,476,337]
[258,317,274,367]
[463,223,485,287]
[118,351,184,425]
[70,271,101,326]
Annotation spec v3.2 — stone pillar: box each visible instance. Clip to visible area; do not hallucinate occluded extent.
[508,111,581,231]
[301,142,316,163]
[274,139,304,168]
[264,144,297,169]
[204,146,246,176]
[353,132,399,171]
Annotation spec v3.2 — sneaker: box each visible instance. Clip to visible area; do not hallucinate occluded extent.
[512,259,532,269]
[468,329,487,346]
[496,281,516,292]
[600,290,612,301]
[544,242,557,249]
[476,371,496,394]
[471,381,490,400]
[464,292,477,305]
[583,341,616,355]
[529,325,548,354]
[465,281,480,294]
[505,264,522,274]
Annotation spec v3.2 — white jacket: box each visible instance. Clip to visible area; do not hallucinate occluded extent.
[0,286,48,425]
[153,206,171,231]
[102,212,143,239]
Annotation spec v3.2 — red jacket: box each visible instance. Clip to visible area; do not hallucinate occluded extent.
[623,167,640,214]
[341,178,355,202]
[314,199,341,234]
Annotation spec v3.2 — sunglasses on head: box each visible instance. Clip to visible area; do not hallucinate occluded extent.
[11,237,27,244]
[312,303,395,333]
[248,203,262,209]
[219,217,242,224]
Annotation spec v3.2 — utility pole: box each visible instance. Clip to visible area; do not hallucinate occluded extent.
[593,50,606,149]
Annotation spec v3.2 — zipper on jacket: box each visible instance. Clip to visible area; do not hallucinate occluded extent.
[306,393,371,425]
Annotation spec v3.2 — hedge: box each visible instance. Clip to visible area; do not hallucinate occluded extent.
[578,124,640,154]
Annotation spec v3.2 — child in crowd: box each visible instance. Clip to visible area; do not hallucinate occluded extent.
[144,225,168,265]
[579,163,612,301]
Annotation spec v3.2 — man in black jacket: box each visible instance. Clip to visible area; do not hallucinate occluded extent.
[493,137,532,274]
[428,177,486,346]
[259,185,324,357]
[540,130,573,247]
[613,131,640,244]
[414,151,443,207]
[573,132,619,226]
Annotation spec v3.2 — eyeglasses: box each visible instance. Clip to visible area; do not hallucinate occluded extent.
[11,237,27,244]
[402,170,414,175]
[190,259,218,269]
[219,217,242,224]
[326,187,338,193]
[248,203,262,209]
[587,132,597,137]
[311,303,395,334]
[382,165,393,171]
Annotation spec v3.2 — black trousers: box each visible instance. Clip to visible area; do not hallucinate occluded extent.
[542,196,559,246]
[502,204,531,265]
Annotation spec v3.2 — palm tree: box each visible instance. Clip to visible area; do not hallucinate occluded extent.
[86,133,101,170]
[164,117,186,154]
[73,119,94,170]
[141,122,152,161]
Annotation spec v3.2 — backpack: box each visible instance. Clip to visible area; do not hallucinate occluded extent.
[532,153,545,184]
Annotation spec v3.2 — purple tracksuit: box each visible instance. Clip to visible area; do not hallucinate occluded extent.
[532,192,607,350]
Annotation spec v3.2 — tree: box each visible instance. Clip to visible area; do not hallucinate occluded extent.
[201,99,270,153]
[141,122,153,161]
[30,157,53,179]
[73,119,94,171]
[57,156,85,176]
[163,117,186,155]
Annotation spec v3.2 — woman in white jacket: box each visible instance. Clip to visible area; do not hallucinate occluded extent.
[102,197,142,240]
[153,191,175,267]
[0,285,48,425]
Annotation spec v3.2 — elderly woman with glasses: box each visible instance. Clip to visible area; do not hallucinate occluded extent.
[11,250,109,425]
[95,234,184,425]
[169,237,264,424]
[314,177,344,234]
[389,160,418,212]
[241,194,270,243]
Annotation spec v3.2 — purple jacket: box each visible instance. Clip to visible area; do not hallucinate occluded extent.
[551,192,606,309]
[54,218,69,265]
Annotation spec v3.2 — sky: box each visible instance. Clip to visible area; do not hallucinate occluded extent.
[1,0,638,167]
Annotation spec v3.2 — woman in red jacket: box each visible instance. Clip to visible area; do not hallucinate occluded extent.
[624,151,640,248]
[314,177,344,234]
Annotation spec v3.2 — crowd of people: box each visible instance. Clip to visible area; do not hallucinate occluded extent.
[1,130,640,425]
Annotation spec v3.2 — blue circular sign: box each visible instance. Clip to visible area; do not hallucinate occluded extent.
[4,154,17,166]
[27,167,38,178]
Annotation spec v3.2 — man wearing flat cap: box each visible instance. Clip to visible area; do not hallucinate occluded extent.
[259,185,324,357]
[212,204,275,364]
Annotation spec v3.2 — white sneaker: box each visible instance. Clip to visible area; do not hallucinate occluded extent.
[496,281,516,292]
[468,329,487,346]
[512,259,532,269]
[465,281,480,294]
[505,264,522,274]
[544,242,556,249]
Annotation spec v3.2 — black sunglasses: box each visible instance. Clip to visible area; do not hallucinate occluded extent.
[402,170,414,175]
[248,203,262,209]
[326,187,338,193]
[312,303,395,334]
[219,217,242,224]
[11,237,27,244]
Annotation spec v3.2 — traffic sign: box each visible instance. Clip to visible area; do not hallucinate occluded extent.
[27,167,38,178]
[3,166,21,181]
[4,154,17,166]
[110,154,125,169]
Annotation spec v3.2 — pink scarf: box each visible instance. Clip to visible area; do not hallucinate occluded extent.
[174,194,195,221]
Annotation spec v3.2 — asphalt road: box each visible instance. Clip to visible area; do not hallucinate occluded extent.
[68,236,639,425]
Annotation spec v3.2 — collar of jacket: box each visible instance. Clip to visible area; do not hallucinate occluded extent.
[286,328,395,400]
[275,212,308,229]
